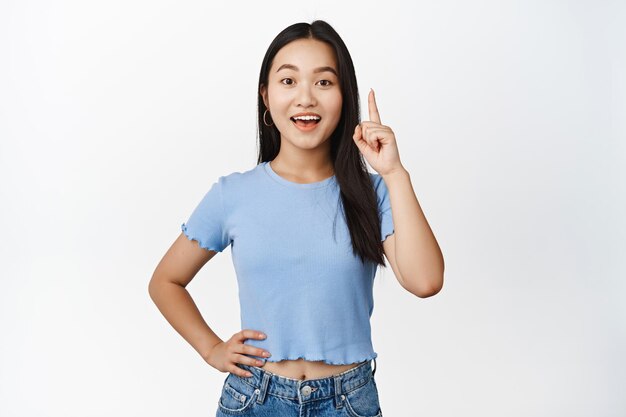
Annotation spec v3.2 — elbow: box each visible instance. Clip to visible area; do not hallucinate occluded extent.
[421,282,443,298]
[408,273,444,298]
[148,273,186,301]
[148,274,167,301]
[148,276,158,300]
[412,287,438,299]
[417,262,445,298]
[426,273,445,297]
[400,256,445,298]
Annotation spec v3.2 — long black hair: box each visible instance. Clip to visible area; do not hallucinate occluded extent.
[256,20,387,268]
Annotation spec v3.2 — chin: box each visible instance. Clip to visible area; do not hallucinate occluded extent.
[280,133,328,149]
[290,141,326,150]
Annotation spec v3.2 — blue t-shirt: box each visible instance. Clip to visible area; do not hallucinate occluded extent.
[181,161,394,365]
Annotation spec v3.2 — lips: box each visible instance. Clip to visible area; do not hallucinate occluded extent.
[291,117,320,131]
[290,117,321,124]
[290,112,321,119]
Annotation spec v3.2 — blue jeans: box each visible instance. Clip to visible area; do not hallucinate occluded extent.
[215,358,382,416]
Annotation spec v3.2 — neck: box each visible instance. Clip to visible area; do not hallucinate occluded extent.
[270,148,334,183]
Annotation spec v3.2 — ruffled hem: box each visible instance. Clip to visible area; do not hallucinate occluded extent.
[253,352,378,366]
[181,223,223,252]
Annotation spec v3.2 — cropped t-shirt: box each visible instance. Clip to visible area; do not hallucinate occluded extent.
[181,161,395,365]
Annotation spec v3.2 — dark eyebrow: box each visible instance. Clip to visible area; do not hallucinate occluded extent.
[276,64,338,77]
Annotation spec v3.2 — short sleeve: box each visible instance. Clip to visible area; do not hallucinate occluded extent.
[373,174,395,241]
[181,177,230,252]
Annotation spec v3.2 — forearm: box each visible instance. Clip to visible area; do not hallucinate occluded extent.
[149,281,223,360]
[383,167,444,294]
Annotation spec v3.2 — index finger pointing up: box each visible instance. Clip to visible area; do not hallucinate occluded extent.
[368,88,381,124]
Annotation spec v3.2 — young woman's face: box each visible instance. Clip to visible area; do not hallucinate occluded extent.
[261,38,343,151]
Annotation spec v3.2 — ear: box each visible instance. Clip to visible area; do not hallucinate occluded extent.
[259,84,268,108]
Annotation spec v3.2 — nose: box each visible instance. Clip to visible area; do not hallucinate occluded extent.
[295,83,317,107]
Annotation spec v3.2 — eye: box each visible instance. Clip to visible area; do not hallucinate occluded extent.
[279,78,334,87]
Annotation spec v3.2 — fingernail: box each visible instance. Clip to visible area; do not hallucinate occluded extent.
[259,333,266,338]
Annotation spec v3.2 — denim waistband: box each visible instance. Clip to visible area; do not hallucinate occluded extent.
[235,358,377,405]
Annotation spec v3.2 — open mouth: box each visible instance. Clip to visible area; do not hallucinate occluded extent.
[290,117,321,131]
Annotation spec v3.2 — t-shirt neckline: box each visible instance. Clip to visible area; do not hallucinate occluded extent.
[262,161,336,189]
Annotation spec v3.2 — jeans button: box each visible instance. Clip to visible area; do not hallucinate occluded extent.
[301,385,312,396]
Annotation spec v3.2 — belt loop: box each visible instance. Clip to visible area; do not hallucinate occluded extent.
[256,369,271,404]
[372,358,377,377]
[334,373,344,409]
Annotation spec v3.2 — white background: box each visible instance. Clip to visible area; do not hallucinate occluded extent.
[1,1,625,416]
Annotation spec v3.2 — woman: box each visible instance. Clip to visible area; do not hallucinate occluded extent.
[149,19,444,417]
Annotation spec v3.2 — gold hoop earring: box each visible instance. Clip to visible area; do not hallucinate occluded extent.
[263,109,274,127]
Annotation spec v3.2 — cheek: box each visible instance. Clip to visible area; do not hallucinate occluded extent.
[329,96,343,123]
[266,85,289,107]
[268,96,290,112]
[330,90,342,111]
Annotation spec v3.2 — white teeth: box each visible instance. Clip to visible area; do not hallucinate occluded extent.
[292,115,321,121]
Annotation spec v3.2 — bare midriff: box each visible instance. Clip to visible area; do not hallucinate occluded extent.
[259,358,363,380]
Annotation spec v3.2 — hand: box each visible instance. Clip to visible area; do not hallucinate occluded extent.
[204,329,271,378]
[352,88,404,176]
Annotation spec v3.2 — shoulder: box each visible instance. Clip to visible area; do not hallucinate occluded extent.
[220,163,263,185]
[217,163,266,198]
